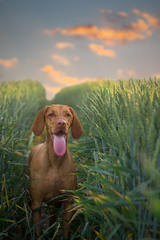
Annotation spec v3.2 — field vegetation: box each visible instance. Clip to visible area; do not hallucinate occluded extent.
[0,78,160,239]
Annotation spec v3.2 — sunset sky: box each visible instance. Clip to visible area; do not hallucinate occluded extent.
[0,0,160,99]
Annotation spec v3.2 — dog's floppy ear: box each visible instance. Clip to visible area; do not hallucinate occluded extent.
[69,107,83,139]
[31,106,49,136]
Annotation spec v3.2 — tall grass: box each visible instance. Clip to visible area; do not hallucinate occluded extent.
[0,79,47,239]
[1,78,160,239]
[69,78,160,239]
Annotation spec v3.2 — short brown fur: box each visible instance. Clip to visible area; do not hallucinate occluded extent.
[28,105,83,239]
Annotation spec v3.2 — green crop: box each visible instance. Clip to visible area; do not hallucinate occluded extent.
[1,78,160,239]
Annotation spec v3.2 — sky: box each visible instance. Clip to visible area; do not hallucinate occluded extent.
[0,0,160,100]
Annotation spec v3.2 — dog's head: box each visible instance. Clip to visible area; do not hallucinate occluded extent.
[31,105,83,156]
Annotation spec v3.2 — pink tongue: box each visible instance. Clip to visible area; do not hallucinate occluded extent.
[53,134,66,156]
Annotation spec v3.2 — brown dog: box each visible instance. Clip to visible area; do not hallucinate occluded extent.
[28,105,83,239]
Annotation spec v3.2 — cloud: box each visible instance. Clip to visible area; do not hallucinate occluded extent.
[73,56,79,61]
[127,70,137,76]
[100,9,112,14]
[100,9,128,18]
[89,44,116,57]
[44,9,160,45]
[42,65,61,79]
[44,84,62,100]
[131,19,149,32]
[44,85,62,94]
[55,42,74,49]
[52,54,69,65]
[0,58,18,68]
[42,65,106,100]
[44,28,61,35]
[154,73,160,78]
[60,76,78,85]
[44,84,62,99]
[62,24,99,40]
[117,69,125,76]
[41,65,103,87]
[44,25,100,41]
[44,24,148,45]
[117,68,137,77]
[133,9,160,27]
[118,12,128,18]
[41,65,78,85]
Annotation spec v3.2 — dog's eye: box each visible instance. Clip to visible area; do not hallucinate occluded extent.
[49,113,55,117]
[66,113,71,117]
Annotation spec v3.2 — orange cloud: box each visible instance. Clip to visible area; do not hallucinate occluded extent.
[0,58,18,68]
[44,28,61,35]
[154,73,160,78]
[60,76,78,85]
[44,9,160,45]
[73,56,79,61]
[41,65,78,85]
[133,9,160,27]
[44,84,62,99]
[127,70,137,76]
[62,25,99,40]
[55,42,74,49]
[117,69,137,77]
[118,12,128,18]
[44,25,148,45]
[117,69,125,76]
[100,9,112,14]
[89,44,116,57]
[52,54,69,65]
[100,9,128,18]
[132,19,149,32]
[42,65,61,79]
[41,65,103,87]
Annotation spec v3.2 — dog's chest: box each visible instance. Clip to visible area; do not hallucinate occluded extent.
[45,168,64,187]
[42,170,70,203]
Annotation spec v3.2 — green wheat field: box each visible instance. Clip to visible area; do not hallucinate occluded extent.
[0,78,160,239]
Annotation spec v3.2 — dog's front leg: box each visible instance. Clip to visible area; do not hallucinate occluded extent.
[31,200,42,238]
[62,200,74,240]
